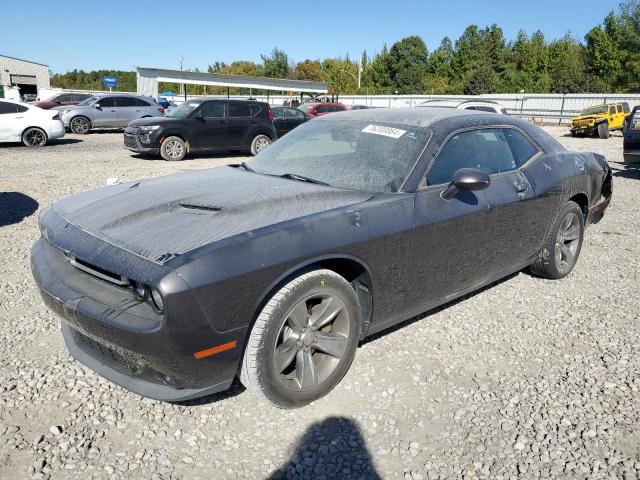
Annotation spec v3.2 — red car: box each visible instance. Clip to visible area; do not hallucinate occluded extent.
[297,102,347,117]
[35,93,92,110]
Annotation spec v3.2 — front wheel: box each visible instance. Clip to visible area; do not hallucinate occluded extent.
[529,201,584,279]
[160,136,187,161]
[240,269,361,408]
[70,116,91,134]
[22,127,47,147]
[250,134,271,155]
[597,122,610,139]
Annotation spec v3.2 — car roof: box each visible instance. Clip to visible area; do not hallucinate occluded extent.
[317,106,485,127]
[419,99,501,108]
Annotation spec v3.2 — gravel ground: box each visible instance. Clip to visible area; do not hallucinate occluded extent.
[0,126,638,480]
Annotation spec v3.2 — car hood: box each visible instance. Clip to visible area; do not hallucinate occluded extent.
[51,166,371,264]
[573,114,604,122]
[128,116,180,127]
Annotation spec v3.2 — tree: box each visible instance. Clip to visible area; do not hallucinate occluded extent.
[387,35,429,93]
[294,60,324,81]
[361,45,393,93]
[261,48,290,78]
[321,59,357,94]
[548,35,589,93]
[463,63,500,94]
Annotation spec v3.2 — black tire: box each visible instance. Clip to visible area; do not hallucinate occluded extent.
[529,201,584,279]
[160,136,187,161]
[597,122,610,139]
[240,269,361,408]
[250,134,272,155]
[70,116,91,134]
[22,127,47,147]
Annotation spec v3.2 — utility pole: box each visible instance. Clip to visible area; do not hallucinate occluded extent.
[179,56,184,99]
[357,53,362,90]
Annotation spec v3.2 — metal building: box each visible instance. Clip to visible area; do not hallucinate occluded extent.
[0,54,50,100]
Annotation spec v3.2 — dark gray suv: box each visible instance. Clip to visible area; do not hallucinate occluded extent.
[61,95,164,134]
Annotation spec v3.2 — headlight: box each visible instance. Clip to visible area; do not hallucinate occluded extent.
[150,288,164,313]
[139,125,160,133]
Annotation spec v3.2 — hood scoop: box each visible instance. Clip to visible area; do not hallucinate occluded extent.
[176,202,222,213]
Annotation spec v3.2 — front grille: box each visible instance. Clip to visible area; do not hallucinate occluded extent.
[72,329,145,374]
[573,120,590,127]
[66,254,129,286]
[124,134,139,149]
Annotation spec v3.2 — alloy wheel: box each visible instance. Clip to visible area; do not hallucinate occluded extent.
[165,140,184,159]
[23,128,46,147]
[256,137,270,153]
[273,294,350,391]
[71,117,90,134]
[555,212,580,273]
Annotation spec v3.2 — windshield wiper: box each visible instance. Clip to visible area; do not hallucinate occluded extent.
[278,173,330,186]
[235,161,255,172]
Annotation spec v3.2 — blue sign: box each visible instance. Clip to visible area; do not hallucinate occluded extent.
[103,75,118,88]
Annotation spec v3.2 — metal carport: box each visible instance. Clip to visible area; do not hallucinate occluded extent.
[136,67,327,100]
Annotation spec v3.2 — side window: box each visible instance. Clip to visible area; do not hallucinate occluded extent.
[502,128,539,167]
[202,102,225,117]
[616,104,623,113]
[97,97,116,108]
[57,94,72,103]
[287,108,304,119]
[464,106,477,111]
[134,98,151,107]
[228,103,251,117]
[16,105,28,113]
[250,104,262,116]
[272,108,285,120]
[609,105,616,115]
[0,102,17,114]
[622,102,630,113]
[427,128,518,186]
[475,106,498,113]
[117,97,138,107]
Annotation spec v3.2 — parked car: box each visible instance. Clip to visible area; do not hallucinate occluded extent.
[32,107,612,407]
[22,94,37,103]
[419,99,508,114]
[35,92,92,110]
[298,102,347,117]
[570,102,630,139]
[623,106,640,163]
[349,105,371,110]
[157,98,174,109]
[0,99,64,146]
[124,99,276,160]
[61,95,165,134]
[272,106,310,136]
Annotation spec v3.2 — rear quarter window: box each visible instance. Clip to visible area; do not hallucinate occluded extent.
[228,104,252,117]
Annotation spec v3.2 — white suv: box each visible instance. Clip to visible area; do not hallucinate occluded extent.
[0,99,65,147]
[419,99,508,114]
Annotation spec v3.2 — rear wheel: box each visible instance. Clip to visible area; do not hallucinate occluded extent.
[597,122,610,139]
[70,116,91,134]
[160,136,186,161]
[22,127,47,147]
[240,269,361,408]
[250,134,271,155]
[529,201,584,279]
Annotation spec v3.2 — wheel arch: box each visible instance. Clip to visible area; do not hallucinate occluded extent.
[569,192,589,219]
[250,254,375,343]
[160,133,190,153]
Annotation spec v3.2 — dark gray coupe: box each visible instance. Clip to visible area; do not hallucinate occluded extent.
[31,108,612,408]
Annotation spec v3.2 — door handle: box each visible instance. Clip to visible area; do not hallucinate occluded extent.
[514,182,528,192]
[135,109,141,112]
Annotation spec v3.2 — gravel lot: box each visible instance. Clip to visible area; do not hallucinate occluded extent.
[0,126,638,480]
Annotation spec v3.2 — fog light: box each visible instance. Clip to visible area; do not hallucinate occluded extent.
[132,281,147,299]
[140,133,151,143]
[150,288,164,313]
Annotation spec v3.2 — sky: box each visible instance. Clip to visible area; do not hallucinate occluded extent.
[0,0,619,74]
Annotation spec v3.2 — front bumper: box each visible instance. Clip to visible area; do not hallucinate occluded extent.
[123,128,160,154]
[570,124,597,135]
[31,221,245,401]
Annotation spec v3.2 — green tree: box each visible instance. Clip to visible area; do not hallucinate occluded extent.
[294,60,324,81]
[387,35,429,93]
[361,45,393,93]
[321,59,357,94]
[261,47,290,78]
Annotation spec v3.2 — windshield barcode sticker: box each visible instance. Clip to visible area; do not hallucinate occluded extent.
[362,124,406,139]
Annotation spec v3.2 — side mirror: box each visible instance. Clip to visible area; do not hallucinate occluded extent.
[93,103,101,109]
[441,168,490,200]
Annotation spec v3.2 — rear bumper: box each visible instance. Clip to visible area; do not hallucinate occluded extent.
[48,121,65,140]
[31,223,245,401]
[623,151,640,163]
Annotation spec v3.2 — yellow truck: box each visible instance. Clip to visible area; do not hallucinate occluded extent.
[570,102,630,139]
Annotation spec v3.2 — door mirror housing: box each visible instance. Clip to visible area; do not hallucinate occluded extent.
[92,103,101,109]
[441,168,490,200]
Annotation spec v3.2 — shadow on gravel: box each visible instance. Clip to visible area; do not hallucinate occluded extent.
[268,416,381,480]
[0,138,82,148]
[130,151,249,161]
[362,272,517,346]
[610,162,640,180]
[0,192,39,227]
[171,378,246,406]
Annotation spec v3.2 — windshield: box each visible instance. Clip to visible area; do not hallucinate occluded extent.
[249,119,430,193]
[580,105,608,116]
[297,104,313,113]
[167,101,201,118]
[77,96,98,106]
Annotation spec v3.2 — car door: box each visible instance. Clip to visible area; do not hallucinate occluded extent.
[272,107,287,136]
[624,107,640,162]
[0,101,25,141]
[405,127,538,313]
[613,104,624,129]
[189,101,229,150]
[92,96,118,127]
[115,96,140,127]
[285,107,306,132]
[226,103,253,147]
